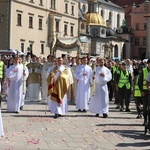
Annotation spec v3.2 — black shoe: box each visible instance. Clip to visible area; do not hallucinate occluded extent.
[95,114,99,117]
[78,109,81,112]
[20,106,23,110]
[136,114,142,119]
[15,111,19,114]
[58,114,62,117]
[120,108,124,112]
[103,114,108,118]
[83,109,87,112]
[54,114,58,119]
[125,108,130,112]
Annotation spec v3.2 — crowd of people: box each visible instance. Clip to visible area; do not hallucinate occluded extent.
[1,53,150,137]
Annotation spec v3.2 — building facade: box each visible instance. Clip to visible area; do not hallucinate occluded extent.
[0,0,78,57]
[110,0,150,59]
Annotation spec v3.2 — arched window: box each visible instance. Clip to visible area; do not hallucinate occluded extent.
[81,23,85,29]
[101,9,104,18]
[82,4,86,13]
[122,44,126,59]
[114,45,118,57]
[109,12,112,24]
[117,14,120,28]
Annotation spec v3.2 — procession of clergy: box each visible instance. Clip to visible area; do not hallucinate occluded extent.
[1,53,149,137]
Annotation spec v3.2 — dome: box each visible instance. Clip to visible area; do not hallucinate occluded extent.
[85,12,106,27]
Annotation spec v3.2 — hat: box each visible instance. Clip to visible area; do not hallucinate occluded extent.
[147,58,150,64]
[122,62,126,65]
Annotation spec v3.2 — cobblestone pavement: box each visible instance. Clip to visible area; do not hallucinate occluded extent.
[0,99,150,150]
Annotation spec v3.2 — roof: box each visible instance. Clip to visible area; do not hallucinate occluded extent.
[78,9,86,20]
[109,0,145,14]
[98,0,123,9]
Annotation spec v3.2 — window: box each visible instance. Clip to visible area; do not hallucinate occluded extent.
[29,0,34,3]
[114,45,118,57]
[101,10,104,18]
[135,38,139,46]
[29,44,33,52]
[81,23,85,29]
[17,14,22,26]
[51,0,55,9]
[109,12,112,25]
[143,37,146,45]
[39,0,43,5]
[144,4,149,11]
[71,6,74,15]
[21,43,24,53]
[29,16,33,28]
[64,24,67,35]
[39,18,42,30]
[135,24,139,30]
[82,4,86,13]
[117,14,120,28]
[41,44,44,54]
[65,3,68,13]
[70,26,73,36]
[144,23,147,30]
[55,20,59,32]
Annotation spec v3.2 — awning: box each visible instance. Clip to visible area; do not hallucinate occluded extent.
[79,36,91,43]
[55,37,79,51]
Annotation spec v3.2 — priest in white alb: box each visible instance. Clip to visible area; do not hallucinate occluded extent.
[75,57,93,112]
[47,57,73,118]
[6,56,29,113]
[89,58,112,118]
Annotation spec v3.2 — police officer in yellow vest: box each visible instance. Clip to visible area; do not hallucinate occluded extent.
[116,62,132,112]
[139,59,150,125]
[133,65,144,119]
[0,55,5,108]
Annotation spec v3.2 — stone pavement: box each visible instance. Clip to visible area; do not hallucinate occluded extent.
[0,99,150,150]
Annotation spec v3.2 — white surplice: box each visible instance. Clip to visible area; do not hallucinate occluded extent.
[75,64,93,110]
[21,64,29,107]
[6,64,28,113]
[89,66,112,114]
[0,109,4,137]
[41,62,53,103]
[49,65,73,115]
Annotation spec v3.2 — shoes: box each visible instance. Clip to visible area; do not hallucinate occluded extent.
[120,108,124,112]
[20,106,23,110]
[116,105,120,109]
[103,114,108,118]
[83,109,87,112]
[125,108,130,112]
[15,111,19,114]
[95,114,99,117]
[54,114,62,119]
[136,114,142,119]
[54,114,58,119]
[78,109,81,112]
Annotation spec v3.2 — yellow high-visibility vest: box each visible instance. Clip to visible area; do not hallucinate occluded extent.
[0,61,4,79]
[142,68,148,90]
[118,70,130,89]
[134,75,141,97]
